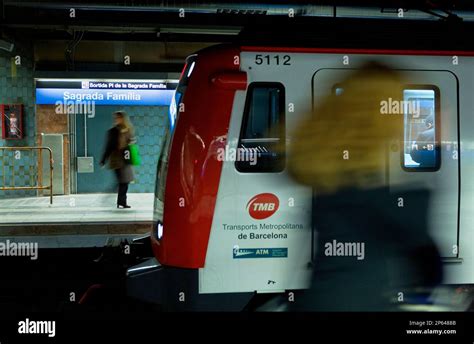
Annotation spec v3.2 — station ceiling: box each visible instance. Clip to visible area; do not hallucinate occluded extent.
[2,0,474,73]
[3,0,474,42]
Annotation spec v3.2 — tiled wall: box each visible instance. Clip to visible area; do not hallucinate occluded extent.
[114,106,168,193]
[0,49,37,198]
[74,105,169,194]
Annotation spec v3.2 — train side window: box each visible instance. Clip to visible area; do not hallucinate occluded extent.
[402,86,440,171]
[235,82,285,173]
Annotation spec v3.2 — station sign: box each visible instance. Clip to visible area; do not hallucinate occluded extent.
[35,79,178,106]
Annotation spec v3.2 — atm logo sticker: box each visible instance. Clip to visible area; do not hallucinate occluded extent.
[233,248,288,259]
[247,193,279,220]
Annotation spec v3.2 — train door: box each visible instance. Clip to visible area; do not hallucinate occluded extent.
[312,67,459,258]
[198,82,313,294]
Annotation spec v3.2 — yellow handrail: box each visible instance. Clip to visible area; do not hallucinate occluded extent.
[0,146,53,204]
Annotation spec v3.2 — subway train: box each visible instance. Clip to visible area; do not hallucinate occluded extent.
[127,44,474,311]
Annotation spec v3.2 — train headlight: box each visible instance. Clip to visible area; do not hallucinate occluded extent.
[187,61,196,78]
[157,222,164,240]
[169,91,177,130]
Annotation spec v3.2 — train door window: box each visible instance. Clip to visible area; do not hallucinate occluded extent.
[235,82,285,173]
[402,86,440,171]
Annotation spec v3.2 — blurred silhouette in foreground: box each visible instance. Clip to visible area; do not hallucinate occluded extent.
[288,62,443,311]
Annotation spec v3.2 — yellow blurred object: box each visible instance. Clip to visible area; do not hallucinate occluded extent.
[289,62,405,194]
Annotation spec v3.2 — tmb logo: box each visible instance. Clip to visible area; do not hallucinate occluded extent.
[247,193,279,220]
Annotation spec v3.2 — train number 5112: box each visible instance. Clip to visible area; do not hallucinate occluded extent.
[255,54,291,66]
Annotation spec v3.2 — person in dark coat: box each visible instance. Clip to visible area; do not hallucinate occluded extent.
[287,62,443,311]
[100,111,135,208]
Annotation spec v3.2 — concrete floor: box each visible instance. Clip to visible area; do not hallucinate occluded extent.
[0,193,154,224]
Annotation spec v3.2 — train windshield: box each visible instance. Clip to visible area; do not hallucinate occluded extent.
[153,55,197,239]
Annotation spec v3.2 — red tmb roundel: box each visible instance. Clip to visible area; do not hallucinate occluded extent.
[247,193,280,220]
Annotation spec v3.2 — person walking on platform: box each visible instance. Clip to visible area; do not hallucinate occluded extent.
[100,111,135,209]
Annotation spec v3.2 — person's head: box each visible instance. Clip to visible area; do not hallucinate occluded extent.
[114,111,135,136]
[288,61,405,194]
[114,111,126,126]
[425,113,434,129]
[10,113,15,118]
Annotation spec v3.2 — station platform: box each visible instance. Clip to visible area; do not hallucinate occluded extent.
[0,193,153,245]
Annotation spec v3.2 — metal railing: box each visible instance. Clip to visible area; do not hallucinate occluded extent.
[0,147,53,204]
